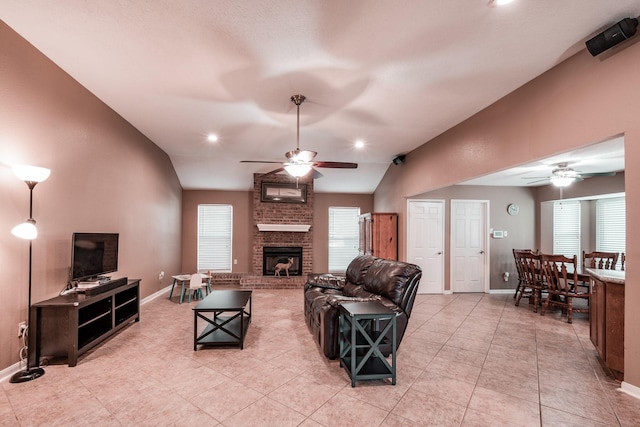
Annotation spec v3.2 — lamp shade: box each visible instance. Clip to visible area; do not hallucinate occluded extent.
[12,219,37,240]
[12,165,51,183]
[284,163,312,177]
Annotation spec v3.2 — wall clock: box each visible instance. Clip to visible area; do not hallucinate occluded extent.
[507,203,520,216]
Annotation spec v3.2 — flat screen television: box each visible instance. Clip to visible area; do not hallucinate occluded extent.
[71,233,119,282]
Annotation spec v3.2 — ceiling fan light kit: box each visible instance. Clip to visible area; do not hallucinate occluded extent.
[523,161,615,187]
[284,163,312,177]
[550,175,576,187]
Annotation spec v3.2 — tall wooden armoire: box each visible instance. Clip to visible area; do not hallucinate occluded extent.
[358,212,398,260]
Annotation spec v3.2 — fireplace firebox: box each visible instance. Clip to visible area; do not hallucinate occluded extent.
[263,247,303,276]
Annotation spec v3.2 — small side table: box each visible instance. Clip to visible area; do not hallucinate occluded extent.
[338,301,396,387]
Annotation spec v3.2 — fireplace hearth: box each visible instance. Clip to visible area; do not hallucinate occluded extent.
[263,247,303,276]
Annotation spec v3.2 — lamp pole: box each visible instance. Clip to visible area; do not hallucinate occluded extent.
[10,167,49,383]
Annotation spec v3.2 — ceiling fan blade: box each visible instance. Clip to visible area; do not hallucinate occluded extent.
[313,161,358,169]
[580,172,616,178]
[241,160,283,164]
[310,168,324,179]
[526,178,550,185]
[260,167,284,178]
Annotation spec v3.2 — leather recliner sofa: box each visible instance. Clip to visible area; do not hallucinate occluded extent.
[304,255,422,359]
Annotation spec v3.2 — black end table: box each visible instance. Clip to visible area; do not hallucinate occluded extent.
[338,301,397,387]
[193,290,252,350]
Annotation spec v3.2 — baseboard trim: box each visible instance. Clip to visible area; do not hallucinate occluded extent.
[489,289,515,295]
[621,381,640,399]
[0,361,24,383]
[141,284,173,305]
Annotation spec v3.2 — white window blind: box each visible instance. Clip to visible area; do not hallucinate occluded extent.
[596,197,625,269]
[197,204,233,272]
[553,200,581,264]
[328,207,360,272]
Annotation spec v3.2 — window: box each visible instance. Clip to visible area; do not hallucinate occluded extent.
[596,197,625,269]
[197,204,232,272]
[328,207,360,272]
[553,200,581,265]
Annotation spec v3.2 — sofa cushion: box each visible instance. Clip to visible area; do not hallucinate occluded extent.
[363,259,422,307]
[345,255,377,285]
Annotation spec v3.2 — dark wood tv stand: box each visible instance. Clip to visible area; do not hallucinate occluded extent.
[29,279,140,367]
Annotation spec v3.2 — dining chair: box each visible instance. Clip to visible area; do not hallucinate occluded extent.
[512,249,537,299]
[181,273,204,303]
[621,253,626,271]
[512,249,526,299]
[580,251,619,291]
[514,250,544,312]
[582,251,619,270]
[540,254,589,323]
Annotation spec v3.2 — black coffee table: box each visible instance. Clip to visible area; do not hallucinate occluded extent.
[193,290,252,350]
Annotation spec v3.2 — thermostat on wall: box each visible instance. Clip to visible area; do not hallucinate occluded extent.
[492,230,505,239]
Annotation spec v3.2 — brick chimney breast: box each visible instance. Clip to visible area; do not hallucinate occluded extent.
[252,173,313,276]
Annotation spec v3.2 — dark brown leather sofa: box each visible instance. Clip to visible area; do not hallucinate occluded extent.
[304,255,422,359]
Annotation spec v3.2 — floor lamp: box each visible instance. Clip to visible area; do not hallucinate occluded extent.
[10,164,50,383]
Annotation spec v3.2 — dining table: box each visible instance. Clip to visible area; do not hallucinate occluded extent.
[169,273,212,303]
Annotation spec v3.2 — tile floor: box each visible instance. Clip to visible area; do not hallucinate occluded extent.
[2,288,640,426]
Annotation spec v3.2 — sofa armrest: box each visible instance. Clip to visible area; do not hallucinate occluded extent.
[326,294,381,307]
[306,273,346,291]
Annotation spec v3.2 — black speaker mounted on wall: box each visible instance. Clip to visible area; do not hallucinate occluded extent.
[392,155,406,165]
[586,17,638,56]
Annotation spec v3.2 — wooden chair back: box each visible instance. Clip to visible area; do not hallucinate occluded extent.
[540,254,578,293]
[621,253,626,271]
[582,251,618,270]
[512,249,528,281]
[513,250,544,310]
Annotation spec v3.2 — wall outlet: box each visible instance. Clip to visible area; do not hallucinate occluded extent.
[159,271,165,282]
[18,321,27,338]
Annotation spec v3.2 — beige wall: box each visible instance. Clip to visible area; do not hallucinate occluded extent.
[0,22,183,371]
[181,190,253,273]
[411,186,536,291]
[373,43,640,388]
[180,190,373,274]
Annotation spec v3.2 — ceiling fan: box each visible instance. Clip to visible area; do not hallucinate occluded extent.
[241,94,357,179]
[524,162,616,187]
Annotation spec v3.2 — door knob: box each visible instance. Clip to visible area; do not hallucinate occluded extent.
[480,250,485,254]
[437,252,442,255]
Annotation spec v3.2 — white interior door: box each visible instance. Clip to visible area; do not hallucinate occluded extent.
[450,200,488,293]
[407,199,444,294]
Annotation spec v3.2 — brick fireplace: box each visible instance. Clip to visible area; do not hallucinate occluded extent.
[243,173,313,288]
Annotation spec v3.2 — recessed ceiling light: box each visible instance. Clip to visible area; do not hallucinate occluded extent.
[494,0,515,5]
[355,140,365,148]
[207,134,218,142]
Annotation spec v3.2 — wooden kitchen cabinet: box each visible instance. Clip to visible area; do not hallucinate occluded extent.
[588,269,625,380]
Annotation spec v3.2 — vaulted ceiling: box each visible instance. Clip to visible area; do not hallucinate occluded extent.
[2,1,639,192]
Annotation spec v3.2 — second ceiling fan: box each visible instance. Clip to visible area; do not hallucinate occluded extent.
[241,94,357,178]
[524,162,616,187]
